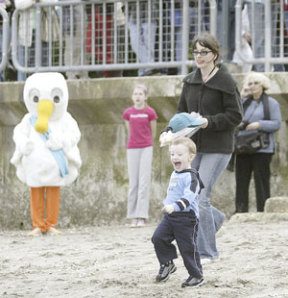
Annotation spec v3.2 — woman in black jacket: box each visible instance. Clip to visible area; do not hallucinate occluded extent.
[177,32,243,262]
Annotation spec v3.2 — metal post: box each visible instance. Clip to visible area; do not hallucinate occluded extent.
[221,0,229,61]
[181,0,189,74]
[35,6,41,70]
[209,0,217,37]
[159,0,163,62]
[279,0,284,58]
[235,0,243,61]
[170,0,175,62]
[265,0,272,71]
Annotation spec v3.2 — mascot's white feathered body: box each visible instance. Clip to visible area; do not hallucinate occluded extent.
[10,72,81,235]
[11,72,81,187]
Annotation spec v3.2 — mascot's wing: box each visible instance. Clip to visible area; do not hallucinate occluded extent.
[10,114,32,165]
[62,113,82,168]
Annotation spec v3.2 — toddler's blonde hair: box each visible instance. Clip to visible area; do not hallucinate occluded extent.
[170,137,197,156]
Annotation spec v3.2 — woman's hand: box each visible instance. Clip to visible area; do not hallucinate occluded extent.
[201,118,208,129]
[246,122,260,130]
[190,112,208,129]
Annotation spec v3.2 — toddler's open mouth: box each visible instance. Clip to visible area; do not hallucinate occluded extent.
[173,162,181,168]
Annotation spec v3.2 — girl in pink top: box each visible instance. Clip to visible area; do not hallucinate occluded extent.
[122,84,158,227]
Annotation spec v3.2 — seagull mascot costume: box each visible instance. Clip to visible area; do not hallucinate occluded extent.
[11,72,82,235]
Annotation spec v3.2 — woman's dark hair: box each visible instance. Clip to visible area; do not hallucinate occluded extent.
[192,32,220,62]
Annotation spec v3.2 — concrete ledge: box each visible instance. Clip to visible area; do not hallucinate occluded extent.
[1,73,288,126]
[230,212,288,223]
[265,197,288,213]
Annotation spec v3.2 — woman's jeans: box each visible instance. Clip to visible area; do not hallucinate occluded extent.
[192,153,231,259]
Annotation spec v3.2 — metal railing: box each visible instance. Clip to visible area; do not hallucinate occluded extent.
[235,0,288,72]
[8,0,216,77]
[1,0,288,77]
[0,6,10,73]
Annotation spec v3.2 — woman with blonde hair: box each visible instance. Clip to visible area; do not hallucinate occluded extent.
[235,72,282,213]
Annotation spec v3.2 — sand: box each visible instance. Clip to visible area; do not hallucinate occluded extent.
[1,213,288,298]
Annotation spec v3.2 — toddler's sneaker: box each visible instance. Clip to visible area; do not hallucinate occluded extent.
[181,276,204,288]
[155,260,177,282]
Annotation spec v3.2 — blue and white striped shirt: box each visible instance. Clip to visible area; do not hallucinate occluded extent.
[163,169,202,218]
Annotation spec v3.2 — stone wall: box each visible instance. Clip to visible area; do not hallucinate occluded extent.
[0,74,287,229]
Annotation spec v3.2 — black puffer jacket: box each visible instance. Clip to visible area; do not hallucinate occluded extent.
[177,64,243,153]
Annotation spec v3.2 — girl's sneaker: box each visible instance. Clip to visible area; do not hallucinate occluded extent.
[136,218,146,227]
[130,219,138,228]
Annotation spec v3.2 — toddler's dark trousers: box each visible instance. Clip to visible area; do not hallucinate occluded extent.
[152,212,203,278]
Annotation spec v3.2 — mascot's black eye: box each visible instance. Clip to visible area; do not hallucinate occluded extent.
[33,96,39,103]
[53,96,60,103]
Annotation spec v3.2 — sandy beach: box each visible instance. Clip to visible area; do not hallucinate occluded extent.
[1,213,288,298]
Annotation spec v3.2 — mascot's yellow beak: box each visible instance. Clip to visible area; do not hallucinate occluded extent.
[34,100,54,133]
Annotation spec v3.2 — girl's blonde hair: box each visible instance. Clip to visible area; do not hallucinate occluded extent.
[170,137,197,156]
[243,72,271,91]
[133,83,148,97]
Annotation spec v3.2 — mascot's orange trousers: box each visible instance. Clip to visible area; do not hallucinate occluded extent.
[30,187,60,233]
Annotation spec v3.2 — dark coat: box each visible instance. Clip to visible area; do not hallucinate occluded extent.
[177,64,243,153]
